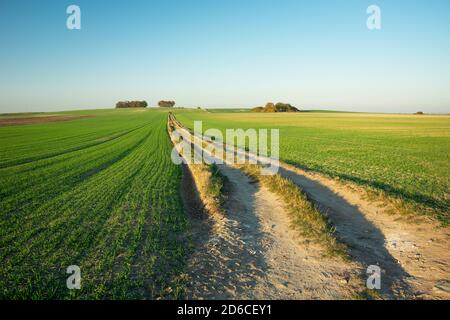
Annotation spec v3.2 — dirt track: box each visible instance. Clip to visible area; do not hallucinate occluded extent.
[170,115,450,300]
[277,164,450,299]
[184,163,362,299]
[171,120,362,299]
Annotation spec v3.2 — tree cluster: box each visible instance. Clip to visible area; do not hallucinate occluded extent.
[158,100,176,108]
[252,102,299,113]
[115,101,148,108]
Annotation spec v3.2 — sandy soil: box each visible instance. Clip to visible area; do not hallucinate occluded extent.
[184,163,362,299]
[277,164,450,299]
[170,121,363,300]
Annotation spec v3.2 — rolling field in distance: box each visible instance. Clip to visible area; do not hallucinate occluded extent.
[174,110,450,224]
[0,109,189,299]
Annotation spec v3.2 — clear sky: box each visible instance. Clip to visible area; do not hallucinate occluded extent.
[0,0,449,113]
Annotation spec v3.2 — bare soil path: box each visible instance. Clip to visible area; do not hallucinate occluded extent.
[184,163,361,299]
[277,164,450,299]
[171,114,450,299]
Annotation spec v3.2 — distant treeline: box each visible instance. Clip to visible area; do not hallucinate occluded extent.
[116,101,148,108]
[158,100,176,108]
[252,102,299,113]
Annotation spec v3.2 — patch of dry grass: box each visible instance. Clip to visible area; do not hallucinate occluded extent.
[188,163,226,217]
[240,164,348,259]
[365,188,445,225]
[168,114,226,217]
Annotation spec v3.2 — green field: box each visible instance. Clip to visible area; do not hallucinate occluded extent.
[174,110,450,224]
[1,107,449,299]
[0,109,189,299]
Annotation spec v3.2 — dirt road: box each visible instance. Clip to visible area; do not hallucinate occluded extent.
[277,164,450,299]
[185,163,361,299]
[171,114,450,300]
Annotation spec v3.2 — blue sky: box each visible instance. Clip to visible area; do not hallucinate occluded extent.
[0,0,449,113]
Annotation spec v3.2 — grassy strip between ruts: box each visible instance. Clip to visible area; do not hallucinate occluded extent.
[169,113,347,259]
[239,164,348,260]
[187,163,227,218]
[173,110,450,226]
[168,115,226,218]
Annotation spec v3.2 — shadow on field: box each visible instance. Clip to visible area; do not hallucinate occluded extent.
[278,166,413,298]
[182,164,268,299]
[284,160,447,223]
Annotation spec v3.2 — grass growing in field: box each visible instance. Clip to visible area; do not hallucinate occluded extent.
[240,165,347,259]
[174,110,450,225]
[0,109,189,299]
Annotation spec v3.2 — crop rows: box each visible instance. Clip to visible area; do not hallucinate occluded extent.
[0,110,188,299]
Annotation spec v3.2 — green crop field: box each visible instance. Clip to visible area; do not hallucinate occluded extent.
[1,107,449,300]
[174,110,450,224]
[0,109,189,299]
